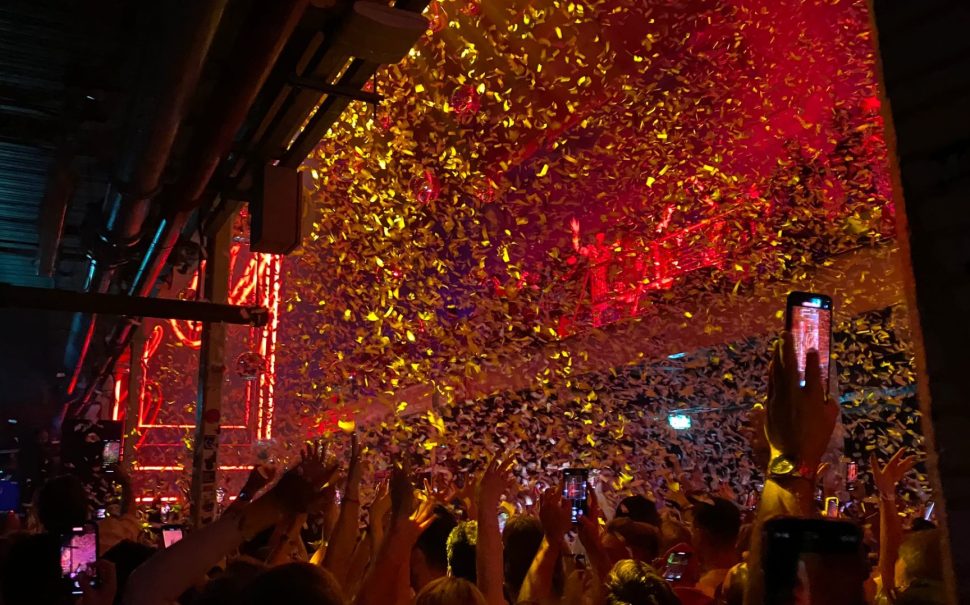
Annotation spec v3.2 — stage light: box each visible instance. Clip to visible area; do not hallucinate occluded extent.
[668,413,691,430]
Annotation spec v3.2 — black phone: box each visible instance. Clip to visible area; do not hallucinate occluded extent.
[101,439,121,469]
[161,524,184,548]
[562,468,589,524]
[61,524,99,595]
[762,517,866,605]
[846,461,858,484]
[785,292,833,387]
[663,550,691,582]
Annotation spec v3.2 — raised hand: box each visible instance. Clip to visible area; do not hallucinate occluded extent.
[478,454,516,510]
[389,459,415,521]
[870,448,917,498]
[240,464,277,499]
[79,560,117,605]
[765,331,839,471]
[538,486,572,541]
[272,440,339,513]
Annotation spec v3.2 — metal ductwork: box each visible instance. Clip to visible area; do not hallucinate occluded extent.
[64,0,229,393]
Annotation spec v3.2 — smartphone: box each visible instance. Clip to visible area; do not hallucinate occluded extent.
[785,292,833,387]
[161,524,184,548]
[846,461,858,483]
[95,507,107,520]
[60,524,99,595]
[745,491,760,511]
[497,511,509,533]
[761,517,866,605]
[825,497,840,519]
[562,468,589,524]
[101,440,121,469]
[663,550,692,582]
[924,501,936,521]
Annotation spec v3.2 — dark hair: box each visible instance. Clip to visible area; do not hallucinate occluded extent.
[502,515,543,596]
[243,563,344,605]
[415,505,458,573]
[691,497,741,550]
[37,475,88,534]
[616,495,661,528]
[196,557,268,605]
[0,532,70,605]
[415,576,487,605]
[446,521,478,583]
[605,559,680,605]
[899,529,943,583]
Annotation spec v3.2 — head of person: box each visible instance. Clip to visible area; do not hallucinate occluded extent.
[446,520,478,583]
[689,496,741,567]
[605,559,681,605]
[720,561,748,605]
[415,576,487,605]
[37,474,88,534]
[0,532,71,605]
[196,557,268,605]
[896,529,944,590]
[605,517,661,563]
[243,563,344,605]
[616,495,661,528]
[502,514,543,597]
[411,506,458,592]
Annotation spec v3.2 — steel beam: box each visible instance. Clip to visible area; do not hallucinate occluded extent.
[0,283,267,326]
[190,218,231,527]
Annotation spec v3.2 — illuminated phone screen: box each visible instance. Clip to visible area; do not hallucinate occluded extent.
[562,469,589,524]
[162,527,184,548]
[102,440,121,467]
[788,295,832,387]
[61,526,98,595]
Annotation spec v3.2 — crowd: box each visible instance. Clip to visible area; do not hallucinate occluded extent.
[0,332,944,605]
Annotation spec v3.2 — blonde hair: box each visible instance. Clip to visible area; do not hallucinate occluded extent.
[415,576,488,605]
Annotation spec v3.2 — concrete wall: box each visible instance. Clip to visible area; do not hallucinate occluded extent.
[871,1,970,602]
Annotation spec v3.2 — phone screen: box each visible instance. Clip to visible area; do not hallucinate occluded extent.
[786,292,832,387]
[663,551,690,581]
[846,461,858,483]
[61,525,98,595]
[497,511,509,534]
[102,440,121,468]
[562,468,589,524]
[762,518,866,605]
[924,501,936,521]
[162,526,184,548]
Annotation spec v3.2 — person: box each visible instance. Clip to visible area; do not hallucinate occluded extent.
[242,562,344,605]
[689,496,741,598]
[415,576,488,605]
[446,520,478,582]
[411,505,458,592]
[615,495,661,528]
[893,529,945,605]
[604,559,681,605]
[36,474,89,535]
[501,514,543,600]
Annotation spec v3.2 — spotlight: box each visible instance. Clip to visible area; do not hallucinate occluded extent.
[668,413,691,430]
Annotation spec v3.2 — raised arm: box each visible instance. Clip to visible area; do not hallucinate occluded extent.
[871,448,917,600]
[745,332,839,605]
[123,442,336,605]
[477,455,516,605]
[518,486,571,605]
[323,433,364,585]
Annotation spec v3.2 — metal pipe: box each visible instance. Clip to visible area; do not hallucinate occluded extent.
[80,0,309,406]
[65,0,228,386]
[0,283,268,326]
[130,0,310,297]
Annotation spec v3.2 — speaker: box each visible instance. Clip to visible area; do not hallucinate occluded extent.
[251,164,303,254]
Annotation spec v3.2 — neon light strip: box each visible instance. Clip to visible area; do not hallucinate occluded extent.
[132,465,254,472]
[136,424,248,429]
[265,255,282,439]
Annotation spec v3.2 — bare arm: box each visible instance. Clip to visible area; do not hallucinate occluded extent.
[265,512,309,565]
[354,499,435,605]
[477,456,515,605]
[518,487,571,605]
[872,449,916,599]
[324,434,363,584]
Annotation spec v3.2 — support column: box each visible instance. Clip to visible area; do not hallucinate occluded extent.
[123,326,144,472]
[870,1,970,603]
[190,220,232,527]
